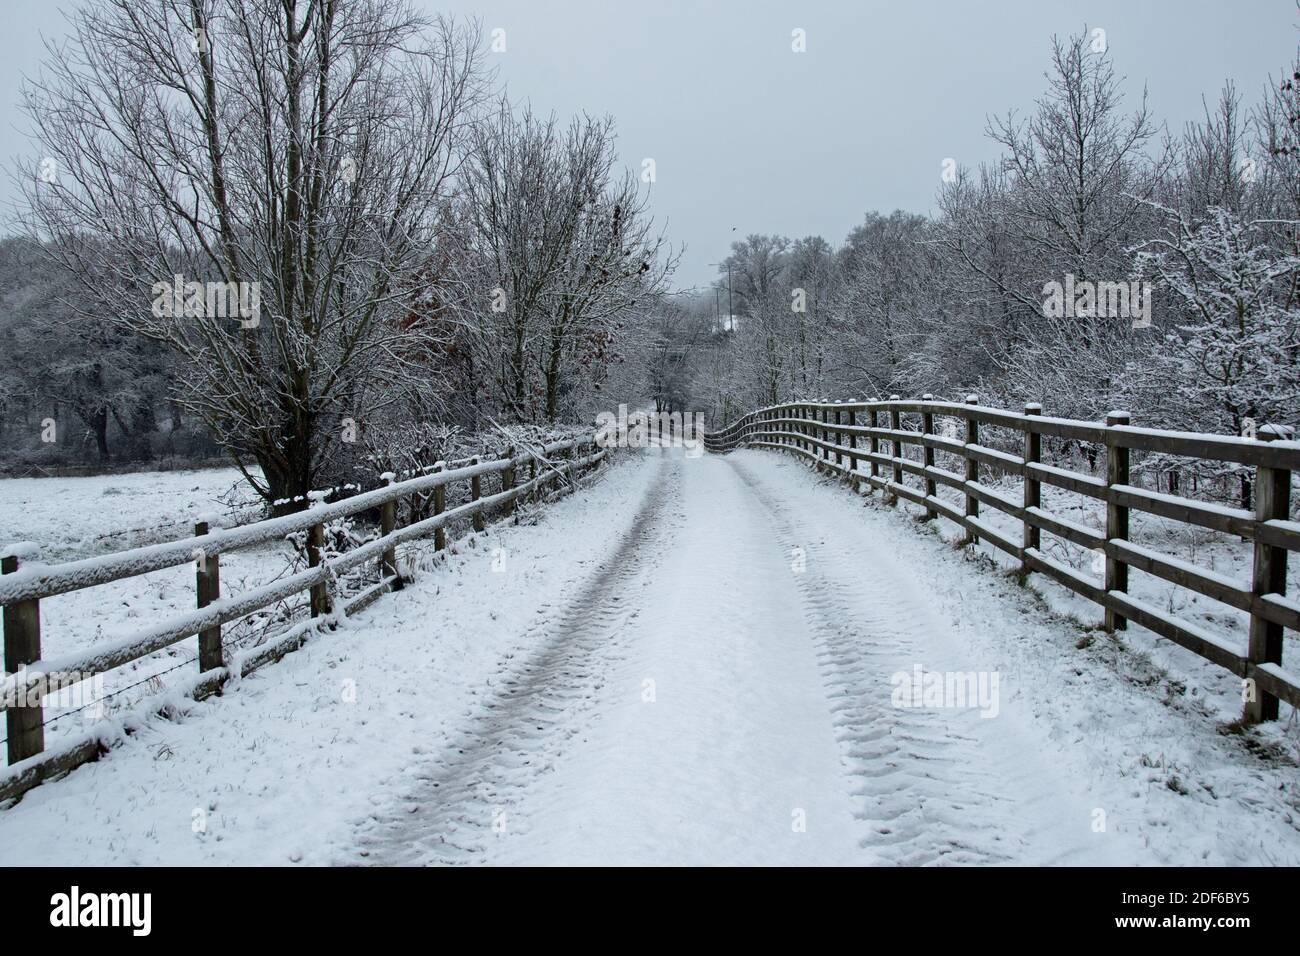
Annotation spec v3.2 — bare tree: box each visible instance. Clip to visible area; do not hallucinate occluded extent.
[639,294,711,414]
[833,213,931,399]
[458,102,674,423]
[719,234,791,405]
[17,0,486,510]
[928,31,1167,415]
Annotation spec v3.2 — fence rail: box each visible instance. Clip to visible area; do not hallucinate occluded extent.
[0,435,606,801]
[706,398,1299,723]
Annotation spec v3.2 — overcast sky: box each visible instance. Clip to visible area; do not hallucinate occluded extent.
[1,0,1296,291]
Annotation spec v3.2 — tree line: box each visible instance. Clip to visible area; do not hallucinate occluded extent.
[672,28,1300,505]
[6,0,673,509]
[6,7,1297,515]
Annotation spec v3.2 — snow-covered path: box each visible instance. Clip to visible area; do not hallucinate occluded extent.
[359,451,864,865]
[2,448,1297,866]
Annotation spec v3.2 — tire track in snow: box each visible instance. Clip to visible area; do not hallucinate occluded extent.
[479,452,865,865]
[351,451,682,865]
[727,454,1091,865]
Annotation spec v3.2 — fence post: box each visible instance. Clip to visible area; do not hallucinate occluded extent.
[502,447,517,518]
[800,403,811,463]
[818,406,828,471]
[868,404,880,486]
[833,405,843,469]
[1245,424,1293,723]
[920,395,941,520]
[827,406,835,469]
[1104,410,1131,632]
[964,394,980,544]
[194,521,223,671]
[433,464,447,551]
[471,457,486,533]
[847,408,859,488]
[380,476,401,591]
[307,518,330,619]
[3,550,43,765]
[889,395,903,494]
[1022,404,1042,576]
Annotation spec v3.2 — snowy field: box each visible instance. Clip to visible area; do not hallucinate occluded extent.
[0,465,261,561]
[0,466,299,749]
[0,447,1297,866]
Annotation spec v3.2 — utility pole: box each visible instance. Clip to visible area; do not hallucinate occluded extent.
[727,262,733,324]
[709,260,734,329]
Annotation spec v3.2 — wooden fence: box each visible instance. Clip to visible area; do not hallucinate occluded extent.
[0,436,606,801]
[705,397,1300,724]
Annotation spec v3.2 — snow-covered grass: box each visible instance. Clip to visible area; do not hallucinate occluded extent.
[0,461,437,751]
[900,442,1300,727]
[0,467,283,749]
[0,465,262,562]
[0,447,600,756]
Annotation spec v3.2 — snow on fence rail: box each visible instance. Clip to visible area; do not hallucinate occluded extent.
[0,435,606,802]
[706,397,1300,724]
